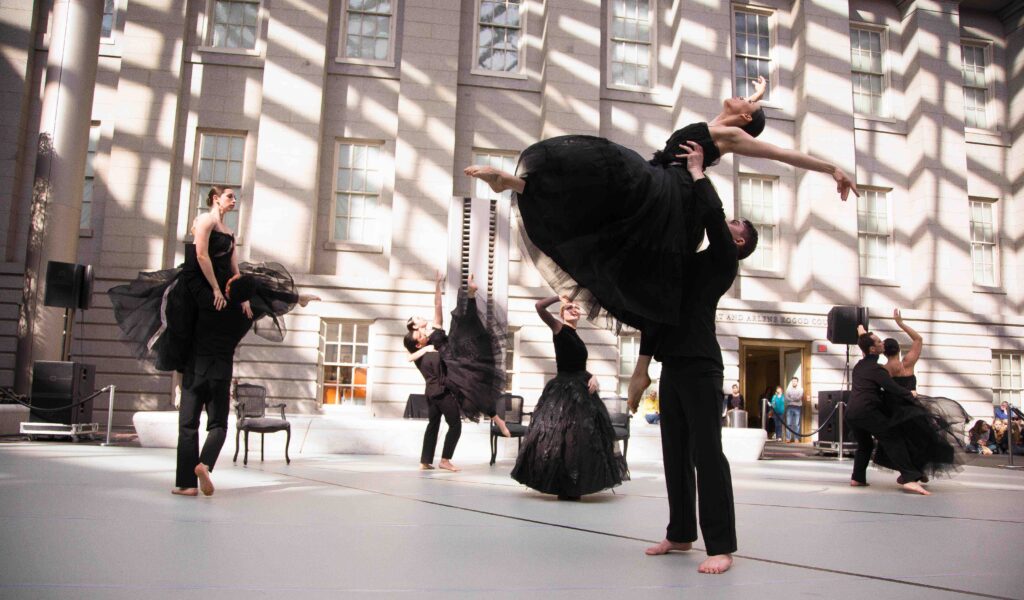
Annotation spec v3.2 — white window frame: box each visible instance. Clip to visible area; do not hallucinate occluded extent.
[969,197,999,287]
[737,174,778,271]
[732,7,774,103]
[319,320,373,407]
[331,140,385,247]
[471,0,528,79]
[101,0,117,40]
[857,188,894,280]
[606,0,657,92]
[193,131,246,236]
[504,327,519,393]
[337,0,397,67]
[81,122,101,232]
[961,40,993,130]
[992,352,1022,410]
[849,24,889,118]
[202,0,263,55]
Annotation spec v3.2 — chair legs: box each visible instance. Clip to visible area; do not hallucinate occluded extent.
[284,427,291,465]
[260,433,265,462]
[623,438,629,460]
[489,433,497,466]
[243,431,249,466]
[233,427,241,463]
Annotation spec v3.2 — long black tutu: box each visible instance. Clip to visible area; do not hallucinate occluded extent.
[511,372,628,496]
[872,394,969,479]
[440,290,507,421]
[108,261,298,372]
[514,130,711,330]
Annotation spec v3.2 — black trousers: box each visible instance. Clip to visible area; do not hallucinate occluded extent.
[176,376,231,488]
[658,358,737,556]
[420,392,462,465]
[848,409,923,484]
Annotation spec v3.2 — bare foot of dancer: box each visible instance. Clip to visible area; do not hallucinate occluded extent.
[420,463,435,470]
[298,294,321,307]
[901,481,930,495]
[492,415,511,438]
[849,480,870,487]
[194,463,214,496]
[698,554,734,574]
[438,459,461,472]
[171,487,198,496]
[645,539,692,555]
[463,165,526,194]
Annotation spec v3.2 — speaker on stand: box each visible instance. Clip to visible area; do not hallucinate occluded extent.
[43,261,94,362]
[818,306,870,458]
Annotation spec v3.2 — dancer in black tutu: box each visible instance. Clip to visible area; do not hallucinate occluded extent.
[108,185,319,496]
[510,296,628,500]
[880,309,923,396]
[405,273,509,471]
[465,76,856,331]
[848,330,967,495]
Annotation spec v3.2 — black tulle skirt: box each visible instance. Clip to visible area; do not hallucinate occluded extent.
[511,372,629,496]
[514,136,701,330]
[108,262,297,372]
[441,291,507,421]
[872,395,969,479]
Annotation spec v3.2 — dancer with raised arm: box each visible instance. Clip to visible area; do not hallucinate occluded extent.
[510,296,628,500]
[405,273,509,471]
[465,76,854,331]
[624,142,753,575]
[882,309,924,397]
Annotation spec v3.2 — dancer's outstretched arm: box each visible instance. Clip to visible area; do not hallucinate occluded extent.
[432,270,444,330]
[745,75,767,103]
[718,130,859,200]
[535,296,563,334]
[893,309,923,369]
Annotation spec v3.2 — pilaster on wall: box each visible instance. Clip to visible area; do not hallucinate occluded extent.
[249,2,329,273]
[389,0,462,280]
[1004,4,1024,309]
[538,0,602,138]
[791,0,859,306]
[0,2,37,263]
[900,0,972,312]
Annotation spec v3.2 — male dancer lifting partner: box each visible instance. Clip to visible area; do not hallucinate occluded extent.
[627,142,758,574]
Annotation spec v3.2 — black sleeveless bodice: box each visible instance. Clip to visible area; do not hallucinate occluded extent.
[651,122,722,169]
[183,230,235,291]
[554,327,588,373]
[893,374,917,392]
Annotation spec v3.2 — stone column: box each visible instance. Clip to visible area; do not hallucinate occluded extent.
[389,0,461,278]
[899,0,972,311]
[14,0,102,393]
[248,2,329,272]
[791,0,859,305]
[1005,5,1024,305]
[538,0,602,138]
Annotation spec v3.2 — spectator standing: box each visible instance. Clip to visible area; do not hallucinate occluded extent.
[784,377,804,443]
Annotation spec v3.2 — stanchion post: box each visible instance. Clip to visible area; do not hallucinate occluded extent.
[101,385,116,446]
[837,398,845,462]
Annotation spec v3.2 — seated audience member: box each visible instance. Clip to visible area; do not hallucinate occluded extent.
[966,420,998,455]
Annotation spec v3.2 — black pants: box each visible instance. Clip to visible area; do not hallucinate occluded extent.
[848,409,923,484]
[176,376,231,488]
[658,358,737,556]
[420,392,462,465]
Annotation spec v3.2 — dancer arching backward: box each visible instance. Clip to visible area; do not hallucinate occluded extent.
[109,185,319,496]
[510,296,628,500]
[465,76,857,330]
[624,141,751,575]
[850,317,968,491]
[405,273,510,472]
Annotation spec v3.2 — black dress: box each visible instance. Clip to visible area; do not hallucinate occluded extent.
[428,291,507,421]
[108,230,297,371]
[873,374,970,480]
[513,123,720,330]
[511,327,628,497]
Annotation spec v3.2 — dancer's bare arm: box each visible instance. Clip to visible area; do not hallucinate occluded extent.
[535,296,563,334]
[432,270,444,329]
[745,75,767,103]
[893,309,923,369]
[718,129,859,200]
[192,215,227,310]
[627,355,652,414]
[407,345,435,362]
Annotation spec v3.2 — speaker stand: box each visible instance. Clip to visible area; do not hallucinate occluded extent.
[60,307,76,362]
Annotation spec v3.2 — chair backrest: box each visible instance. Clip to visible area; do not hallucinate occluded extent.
[602,396,626,415]
[235,383,268,418]
[497,393,525,425]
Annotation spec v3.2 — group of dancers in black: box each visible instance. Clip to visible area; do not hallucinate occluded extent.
[110,77,968,574]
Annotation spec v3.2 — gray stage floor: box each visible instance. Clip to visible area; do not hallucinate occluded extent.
[0,442,1022,599]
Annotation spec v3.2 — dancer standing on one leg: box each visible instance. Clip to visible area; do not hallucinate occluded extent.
[406,273,510,472]
[465,77,855,332]
[510,296,628,500]
[626,142,757,575]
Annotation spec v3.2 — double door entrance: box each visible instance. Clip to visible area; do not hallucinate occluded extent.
[740,340,812,439]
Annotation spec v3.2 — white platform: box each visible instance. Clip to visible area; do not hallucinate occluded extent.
[133,411,767,463]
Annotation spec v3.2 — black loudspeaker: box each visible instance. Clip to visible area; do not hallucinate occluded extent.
[43,261,83,309]
[29,361,95,425]
[826,306,869,345]
[78,264,94,309]
[817,390,855,446]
